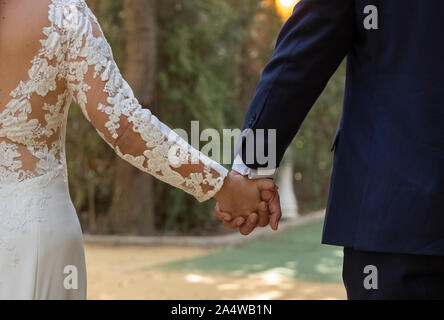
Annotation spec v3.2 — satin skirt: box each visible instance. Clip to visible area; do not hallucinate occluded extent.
[0,166,86,299]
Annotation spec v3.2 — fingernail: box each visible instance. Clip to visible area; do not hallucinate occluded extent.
[271,219,277,230]
[236,219,244,226]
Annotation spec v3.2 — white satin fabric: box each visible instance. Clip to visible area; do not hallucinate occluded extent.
[0,165,86,299]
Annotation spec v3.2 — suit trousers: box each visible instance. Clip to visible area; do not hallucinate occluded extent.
[342,247,444,300]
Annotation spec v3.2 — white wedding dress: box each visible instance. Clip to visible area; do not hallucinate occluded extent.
[0,0,227,299]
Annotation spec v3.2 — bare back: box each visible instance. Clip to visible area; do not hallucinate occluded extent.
[0,0,68,175]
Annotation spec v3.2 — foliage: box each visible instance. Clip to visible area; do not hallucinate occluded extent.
[153,0,280,232]
[68,0,344,234]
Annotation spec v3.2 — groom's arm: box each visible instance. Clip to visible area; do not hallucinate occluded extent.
[234,0,355,173]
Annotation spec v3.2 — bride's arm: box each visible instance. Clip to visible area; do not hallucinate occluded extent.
[59,0,276,214]
[63,2,228,203]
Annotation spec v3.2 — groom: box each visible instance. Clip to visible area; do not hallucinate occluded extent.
[217,0,444,299]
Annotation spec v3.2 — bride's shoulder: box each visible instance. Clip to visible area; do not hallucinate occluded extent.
[49,0,90,10]
[2,0,90,33]
[46,0,97,36]
[0,0,55,47]
[48,0,91,20]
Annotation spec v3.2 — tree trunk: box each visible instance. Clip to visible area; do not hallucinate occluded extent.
[107,0,157,235]
[122,0,157,109]
[86,0,100,14]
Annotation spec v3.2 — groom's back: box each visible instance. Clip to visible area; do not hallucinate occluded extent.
[351,0,444,148]
[238,0,444,255]
[322,0,444,254]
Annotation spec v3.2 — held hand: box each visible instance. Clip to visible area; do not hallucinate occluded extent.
[260,186,281,231]
[215,202,268,235]
[214,171,276,220]
[215,179,282,235]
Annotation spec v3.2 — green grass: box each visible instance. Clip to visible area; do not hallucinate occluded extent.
[159,220,344,283]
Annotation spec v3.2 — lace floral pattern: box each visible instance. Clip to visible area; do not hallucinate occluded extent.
[0,0,227,202]
[0,142,24,183]
[0,167,59,268]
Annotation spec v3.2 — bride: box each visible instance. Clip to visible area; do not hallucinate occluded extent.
[0,0,280,299]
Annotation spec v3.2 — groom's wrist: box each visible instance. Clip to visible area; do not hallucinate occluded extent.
[232,156,277,180]
[247,167,277,180]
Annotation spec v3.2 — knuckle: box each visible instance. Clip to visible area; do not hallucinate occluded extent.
[224,223,236,230]
[259,221,268,227]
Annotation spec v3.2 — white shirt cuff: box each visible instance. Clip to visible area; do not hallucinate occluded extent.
[232,155,277,180]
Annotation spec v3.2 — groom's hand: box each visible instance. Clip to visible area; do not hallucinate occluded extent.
[215,184,282,235]
[260,186,281,231]
[214,171,275,220]
[215,202,265,235]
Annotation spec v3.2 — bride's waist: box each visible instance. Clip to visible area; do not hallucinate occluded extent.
[0,165,67,192]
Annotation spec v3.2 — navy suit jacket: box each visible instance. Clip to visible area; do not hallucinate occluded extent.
[239,0,444,255]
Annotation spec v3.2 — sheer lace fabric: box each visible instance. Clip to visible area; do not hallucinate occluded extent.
[0,0,228,202]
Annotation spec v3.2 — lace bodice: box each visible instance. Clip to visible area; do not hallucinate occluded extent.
[0,0,227,202]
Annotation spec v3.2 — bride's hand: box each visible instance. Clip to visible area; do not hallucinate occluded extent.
[213,171,276,219]
[215,186,281,235]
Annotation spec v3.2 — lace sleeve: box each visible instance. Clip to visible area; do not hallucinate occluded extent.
[59,0,228,202]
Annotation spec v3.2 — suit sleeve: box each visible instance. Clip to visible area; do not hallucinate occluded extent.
[237,0,355,169]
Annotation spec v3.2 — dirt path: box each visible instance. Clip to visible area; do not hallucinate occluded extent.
[85,245,346,300]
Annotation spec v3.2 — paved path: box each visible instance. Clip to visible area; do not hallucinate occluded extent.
[161,220,344,283]
[85,220,346,300]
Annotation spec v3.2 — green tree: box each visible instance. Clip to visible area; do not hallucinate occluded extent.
[68,0,344,234]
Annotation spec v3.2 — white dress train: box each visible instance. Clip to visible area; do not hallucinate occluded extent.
[0,0,227,299]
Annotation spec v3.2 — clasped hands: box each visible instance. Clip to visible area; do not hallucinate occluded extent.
[214,171,282,235]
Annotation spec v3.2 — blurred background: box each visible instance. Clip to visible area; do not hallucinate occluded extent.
[69,0,347,299]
